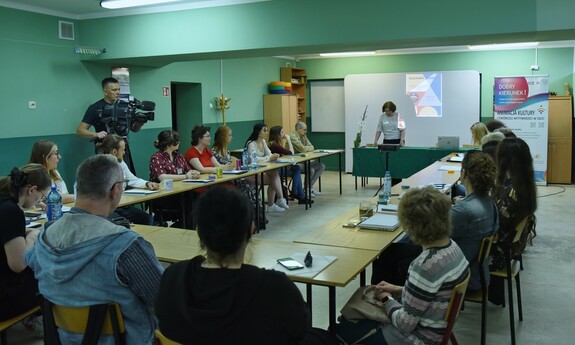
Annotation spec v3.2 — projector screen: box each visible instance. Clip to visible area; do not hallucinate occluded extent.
[344,70,481,172]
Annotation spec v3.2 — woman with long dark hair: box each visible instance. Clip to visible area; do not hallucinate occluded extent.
[0,164,51,322]
[245,124,288,213]
[489,138,537,304]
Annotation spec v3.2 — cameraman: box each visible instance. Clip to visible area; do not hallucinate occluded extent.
[76,77,120,140]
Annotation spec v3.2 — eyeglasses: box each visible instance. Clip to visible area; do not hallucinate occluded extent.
[49,150,61,157]
[110,179,129,191]
[40,190,47,203]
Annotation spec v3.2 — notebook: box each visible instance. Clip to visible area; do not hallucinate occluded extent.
[437,136,460,150]
[358,213,400,231]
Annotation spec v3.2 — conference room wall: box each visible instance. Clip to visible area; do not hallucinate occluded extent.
[301,48,574,156]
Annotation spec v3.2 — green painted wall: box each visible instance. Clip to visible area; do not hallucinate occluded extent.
[1,3,575,176]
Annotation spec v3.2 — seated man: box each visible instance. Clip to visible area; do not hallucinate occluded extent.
[289,121,325,197]
[26,154,163,344]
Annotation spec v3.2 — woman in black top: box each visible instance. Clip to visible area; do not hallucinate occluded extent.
[0,164,51,321]
[155,187,336,345]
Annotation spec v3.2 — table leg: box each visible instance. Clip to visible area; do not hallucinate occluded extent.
[360,269,366,286]
[260,172,266,230]
[355,176,358,190]
[181,193,187,229]
[305,161,311,210]
[339,151,342,195]
[329,286,336,332]
[318,157,322,193]
[306,284,313,326]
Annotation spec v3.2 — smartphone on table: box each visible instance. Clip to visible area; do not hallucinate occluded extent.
[277,257,304,270]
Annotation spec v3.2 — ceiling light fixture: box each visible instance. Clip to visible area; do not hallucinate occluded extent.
[100,0,183,9]
[468,42,539,50]
[319,51,376,57]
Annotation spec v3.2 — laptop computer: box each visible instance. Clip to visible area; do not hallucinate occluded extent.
[437,136,460,150]
[358,213,400,232]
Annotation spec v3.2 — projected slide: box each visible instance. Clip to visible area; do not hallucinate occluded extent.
[406,73,442,117]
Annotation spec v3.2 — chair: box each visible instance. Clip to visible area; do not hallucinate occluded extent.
[155,330,182,345]
[0,306,41,345]
[489,216,529,345]
[463,234,495,345]
[441,269,470,345]
[43,299,126,345]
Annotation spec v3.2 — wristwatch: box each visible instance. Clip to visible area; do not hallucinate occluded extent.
[380,295,394,304]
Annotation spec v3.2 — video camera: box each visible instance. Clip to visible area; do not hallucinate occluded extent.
[98,99,155,137]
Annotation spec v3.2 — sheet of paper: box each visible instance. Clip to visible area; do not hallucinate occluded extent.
[182,179,212,183]
[438,165,462,171]
[123,189,160,195]
[270,253,337,278]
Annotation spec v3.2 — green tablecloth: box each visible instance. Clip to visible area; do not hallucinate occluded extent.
[352,146,469,179]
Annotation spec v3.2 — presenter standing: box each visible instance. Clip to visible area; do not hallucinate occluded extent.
[373,101,406,146]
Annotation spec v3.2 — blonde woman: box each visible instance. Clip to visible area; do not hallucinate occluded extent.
[29,140,75,204]
[470,122,489,146]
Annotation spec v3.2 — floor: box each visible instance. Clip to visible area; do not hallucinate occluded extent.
[6,171,574,344]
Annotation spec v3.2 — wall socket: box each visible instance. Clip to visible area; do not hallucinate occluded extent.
[28,101,37,109]
[531,65,540,71]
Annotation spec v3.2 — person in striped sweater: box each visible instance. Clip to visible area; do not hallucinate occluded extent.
[337,186,469,345]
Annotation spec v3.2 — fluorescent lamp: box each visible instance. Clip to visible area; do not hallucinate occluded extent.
[319,51,376,57]
[100,0,183,9]
[468,42,539,51]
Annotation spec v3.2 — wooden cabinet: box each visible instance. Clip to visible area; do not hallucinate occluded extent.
[263,94,298,131]
[280,67,307,124]
[547,96,573,184]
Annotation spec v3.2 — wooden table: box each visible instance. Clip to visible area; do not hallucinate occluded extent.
[132,225,379,329]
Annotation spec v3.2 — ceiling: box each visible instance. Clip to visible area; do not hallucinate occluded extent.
[1,0,574,63]
[0,0,271,19]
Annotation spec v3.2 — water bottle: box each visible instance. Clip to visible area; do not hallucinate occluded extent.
[242,147,248,169]
[46,186,63,222]
[383,171,392,204]
[249,149,258,171]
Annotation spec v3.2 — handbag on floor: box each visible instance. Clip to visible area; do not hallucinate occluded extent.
[340,285,390,324]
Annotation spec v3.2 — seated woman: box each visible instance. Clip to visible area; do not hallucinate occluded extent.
[245,123,288,213]
[28,140,74,204]
[450,151,498,290]
[268,125,312,205]
[489,137,537,305]
[96,134,159,225]
[149,130,200,228]
[470,122,489,146]
[155,186,337,345]
[372,151,495,289]
[1,164,51,324]
[212,125,266,228]
[184,125,234,174]
[338,186,469,345]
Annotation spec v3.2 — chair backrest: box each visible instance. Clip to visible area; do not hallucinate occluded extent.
[477,234,495,265]
[43,299,126,345]
[442,269,471,345]
[155,330,183,345]
[512,216,529,244]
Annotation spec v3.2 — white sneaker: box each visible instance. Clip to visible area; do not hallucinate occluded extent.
[276,198,290,209]
[267,204,285,213]
[311,189,322,197]
[22,315,44,338]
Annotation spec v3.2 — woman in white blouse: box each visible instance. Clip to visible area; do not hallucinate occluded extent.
[245,124,288,213]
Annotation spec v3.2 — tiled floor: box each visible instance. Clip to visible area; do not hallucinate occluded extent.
[7,171,574,344]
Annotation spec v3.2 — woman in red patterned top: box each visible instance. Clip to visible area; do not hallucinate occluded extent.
[184,126,234,174]
[149,130,200,229]
[149,130,200,182]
